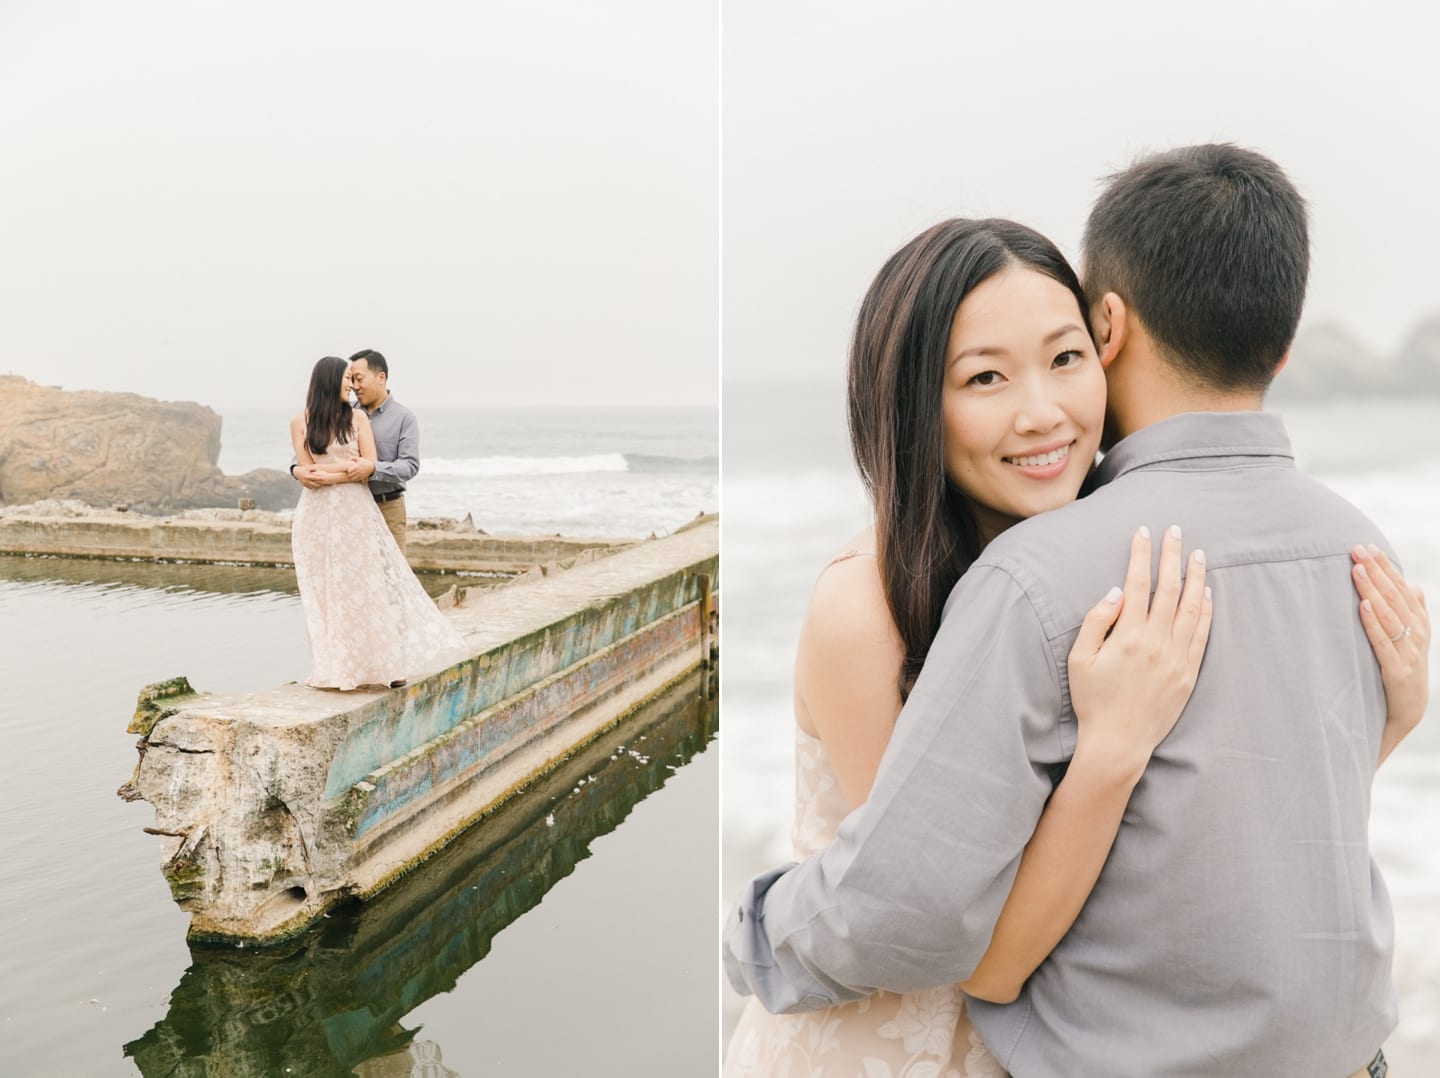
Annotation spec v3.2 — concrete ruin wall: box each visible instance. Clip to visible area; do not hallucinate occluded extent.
[0,511,635,574]
[119,519,718,945]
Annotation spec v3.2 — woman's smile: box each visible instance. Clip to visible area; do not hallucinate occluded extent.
[1002,439,1074,476]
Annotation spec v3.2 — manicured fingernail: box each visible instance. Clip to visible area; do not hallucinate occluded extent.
[1367,543,1381,557]
[1168,524,1182,539]
[1138,525,1150,539]
[1104,586,1123,604]
[1204,586,1212,602]
[1362,599,1373,613]
[1192,549,1205,565]
[1353,544,1368,559]
[1356,563,1368,579]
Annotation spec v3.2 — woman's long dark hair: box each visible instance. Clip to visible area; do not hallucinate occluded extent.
[304,355,355,457]
[847,218,1092,699]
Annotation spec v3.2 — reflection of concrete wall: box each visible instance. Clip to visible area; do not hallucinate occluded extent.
[124,669,716,1078]
[0,511,635,573]
[121,520,718,945]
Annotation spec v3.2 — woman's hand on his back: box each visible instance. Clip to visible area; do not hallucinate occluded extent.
[1067,525,1213,784]
[1352,543,1430,765]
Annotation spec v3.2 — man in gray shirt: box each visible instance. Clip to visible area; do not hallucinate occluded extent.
[725,145,1398,1076]
[295,348,420,554]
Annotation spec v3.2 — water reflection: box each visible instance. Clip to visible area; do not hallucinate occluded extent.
[123,667,718,1077]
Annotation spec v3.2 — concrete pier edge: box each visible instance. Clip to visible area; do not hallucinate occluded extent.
[121,519,719,946]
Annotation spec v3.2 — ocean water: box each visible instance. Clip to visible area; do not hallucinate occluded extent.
[721,381,1440,1068]
[219,404,719,539]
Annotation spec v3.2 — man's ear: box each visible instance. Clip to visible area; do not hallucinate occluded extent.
[1273,349,1290,376]
[1094,292,1128,370]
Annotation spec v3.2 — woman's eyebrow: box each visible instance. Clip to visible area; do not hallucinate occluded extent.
[949,323,1088,366]
[1044,322,1087,344]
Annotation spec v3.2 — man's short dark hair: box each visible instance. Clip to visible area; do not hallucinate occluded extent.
[1082,143,1309,392]
[348,349,388,377]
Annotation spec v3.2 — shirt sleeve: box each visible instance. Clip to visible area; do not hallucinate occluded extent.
[723,564,1068,1013]
[371,410,420,485]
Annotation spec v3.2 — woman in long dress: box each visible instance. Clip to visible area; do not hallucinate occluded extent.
[723,219,1430,1077]
[289,355,466,691]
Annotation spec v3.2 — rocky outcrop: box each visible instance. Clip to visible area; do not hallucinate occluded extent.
[0,376,297,512]
[1271,315,1440,400]
[1395,315,1440,393]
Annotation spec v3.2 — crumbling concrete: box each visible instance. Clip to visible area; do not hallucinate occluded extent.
[119,518,718,945]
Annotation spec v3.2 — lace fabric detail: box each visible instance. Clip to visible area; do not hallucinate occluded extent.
[725,728,1007,1078]
[292,438,466,690]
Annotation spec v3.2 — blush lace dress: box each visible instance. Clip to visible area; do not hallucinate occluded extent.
[291,436,466,690]
[724,733,1008,1078]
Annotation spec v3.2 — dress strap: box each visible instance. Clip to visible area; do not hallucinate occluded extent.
[819,549,877,576]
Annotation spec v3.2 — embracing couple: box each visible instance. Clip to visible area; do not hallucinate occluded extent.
[288,349,465,692]
[724,144,1430,1077]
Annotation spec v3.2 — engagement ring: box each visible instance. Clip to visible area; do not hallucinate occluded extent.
[1389,625,1412,642]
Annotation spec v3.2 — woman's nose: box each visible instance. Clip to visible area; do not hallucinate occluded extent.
[1013,385,1064,434]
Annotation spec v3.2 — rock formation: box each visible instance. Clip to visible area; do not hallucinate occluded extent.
[0,376,296,512]
[1395,315,1440,393]
[1271,316,1440,400]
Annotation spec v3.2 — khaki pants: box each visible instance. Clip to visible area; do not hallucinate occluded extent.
[377,494,407,556]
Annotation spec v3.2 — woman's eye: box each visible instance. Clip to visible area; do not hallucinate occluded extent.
[967,370,1003,387]
[1053,350,1085,369]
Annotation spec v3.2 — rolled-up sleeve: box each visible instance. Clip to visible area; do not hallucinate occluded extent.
[723,565,1067,1013]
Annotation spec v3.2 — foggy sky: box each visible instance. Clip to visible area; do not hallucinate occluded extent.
[0,1,718,410]
[724,0,1440,386]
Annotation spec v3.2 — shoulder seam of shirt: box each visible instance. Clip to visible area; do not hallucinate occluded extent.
[963,562,1072,757]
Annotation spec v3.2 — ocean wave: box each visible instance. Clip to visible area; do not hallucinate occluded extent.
[424,452,718,478]
[626,453,719,474]
[425,453,630,477]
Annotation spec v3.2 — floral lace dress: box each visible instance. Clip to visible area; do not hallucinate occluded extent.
[291,436,466,690]
[724,727,1008,1078]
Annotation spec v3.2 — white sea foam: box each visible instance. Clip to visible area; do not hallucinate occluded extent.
[425,453,630,478]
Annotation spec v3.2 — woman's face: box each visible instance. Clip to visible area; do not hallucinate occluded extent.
[941,265,1107,541]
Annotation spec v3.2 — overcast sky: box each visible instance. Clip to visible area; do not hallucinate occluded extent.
[0,1,717,410]
[4,4,1434,411]
[724,0,1440,387]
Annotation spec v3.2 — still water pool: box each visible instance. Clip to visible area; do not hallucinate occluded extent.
[0,556,718,1076]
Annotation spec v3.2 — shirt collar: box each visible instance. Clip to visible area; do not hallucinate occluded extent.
[1095,411,1294,487]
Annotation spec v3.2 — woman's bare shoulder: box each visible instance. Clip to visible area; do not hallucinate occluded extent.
[352,407,371,426]
[794,526,904,758]
[800,527,898,670]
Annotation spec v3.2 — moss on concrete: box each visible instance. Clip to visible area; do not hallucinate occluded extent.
[130,676,197,736]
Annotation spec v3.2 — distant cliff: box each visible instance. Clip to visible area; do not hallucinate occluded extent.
[1272,315,1440,400]
[0,376,297,513]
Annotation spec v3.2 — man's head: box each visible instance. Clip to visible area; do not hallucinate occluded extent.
[348,349,389,409]
[1082,144,1308,433]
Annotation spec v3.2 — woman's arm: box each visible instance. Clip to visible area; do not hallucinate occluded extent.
[1351,543,1430,765]
[350,410,378,481]
[959,524,1211,1003]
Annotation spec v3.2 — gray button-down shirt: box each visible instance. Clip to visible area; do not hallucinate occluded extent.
[362,394,419,497]
[725,412,1396,1078]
